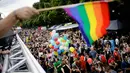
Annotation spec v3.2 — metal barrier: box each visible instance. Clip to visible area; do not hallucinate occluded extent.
[2,34,46,73]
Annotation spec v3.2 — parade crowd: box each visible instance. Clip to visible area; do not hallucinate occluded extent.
[20,28,130,73]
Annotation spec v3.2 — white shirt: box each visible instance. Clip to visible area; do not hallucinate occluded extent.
[104,40,107,45]
[127,57,130,64]
[78,47,81,53]
[115,38,119,45]
[39,52,43,57]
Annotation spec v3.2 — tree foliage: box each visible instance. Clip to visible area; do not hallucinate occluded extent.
[20,0,88,28]
[20,0,122,28]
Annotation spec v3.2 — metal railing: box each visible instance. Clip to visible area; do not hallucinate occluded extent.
[2,34,46,73]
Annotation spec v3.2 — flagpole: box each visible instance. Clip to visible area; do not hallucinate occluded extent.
[38,0,113,12]
[38,3,82,12]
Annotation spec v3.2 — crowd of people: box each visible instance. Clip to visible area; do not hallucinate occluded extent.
[0,3,129,73]
[0,6,39,73]
[20,28,130,73]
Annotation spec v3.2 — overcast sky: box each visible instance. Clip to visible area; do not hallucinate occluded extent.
[0,0,39,17]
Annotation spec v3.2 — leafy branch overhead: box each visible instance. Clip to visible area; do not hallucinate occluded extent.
[19,0,86,28]
[20,0,122,28]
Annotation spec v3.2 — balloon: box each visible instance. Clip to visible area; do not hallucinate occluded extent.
[60,38,63,41]
[54,38,58,41]
[59,46,64,50]
[54,45,58,49]
[58,39,62,45]
[58,49,62,54]
[54,48,58,51]
[52,30,56,34]
[62,40,66,43]
[55,33,59,38]
[52,46,54,49]
[56,41,60,45]
[63,51,66,54]
[87,58,93,65]
[65,42,69,47]
[54,51,58,56]
[64,47,68,51]
[52,33,59,40]
[61,49,64,53]
[60,38,64,41]
[58,38,61,41]
[63,35,68,40]
[69,47,75,52]
[80,56,84,61]
[52,36,55,40]
[73,50,77,54]
[61,42,65,46]
[50,40,55,45]
[57,44,61,47]
[49,44,52,48]
[67,40,70,43]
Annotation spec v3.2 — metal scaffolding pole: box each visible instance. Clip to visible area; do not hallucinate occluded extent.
[2,34,46,73]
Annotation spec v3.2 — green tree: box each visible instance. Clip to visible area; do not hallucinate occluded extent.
[20,0,109,28]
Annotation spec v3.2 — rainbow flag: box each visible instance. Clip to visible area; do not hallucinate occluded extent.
[64,2,110,46]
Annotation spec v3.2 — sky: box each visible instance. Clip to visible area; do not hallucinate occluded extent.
[0,0,39,17]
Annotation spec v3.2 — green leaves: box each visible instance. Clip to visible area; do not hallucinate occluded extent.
[20,0,81,28]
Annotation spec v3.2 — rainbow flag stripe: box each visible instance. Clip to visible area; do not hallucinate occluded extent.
[64,2,110,46]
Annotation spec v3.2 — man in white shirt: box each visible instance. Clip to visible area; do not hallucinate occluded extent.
[115,37,119,47]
